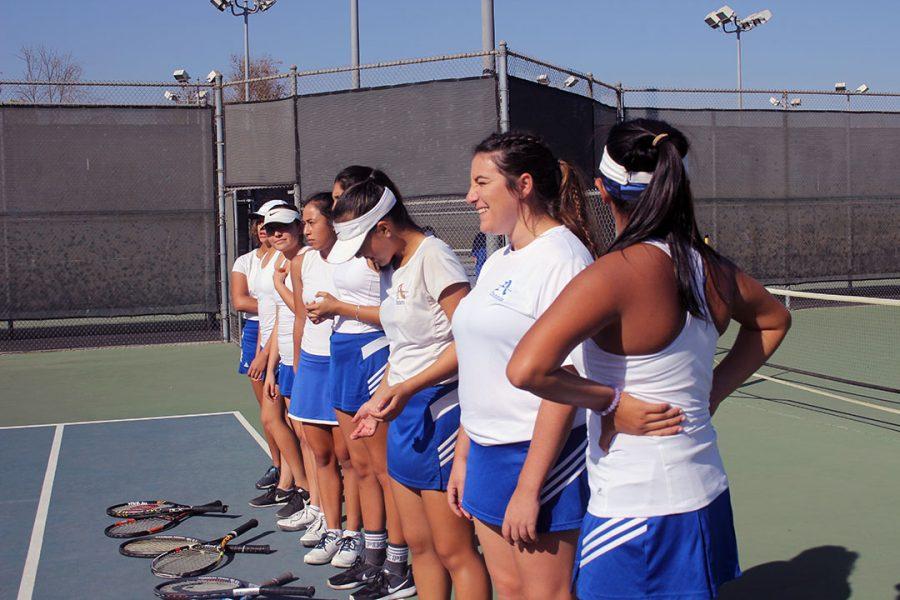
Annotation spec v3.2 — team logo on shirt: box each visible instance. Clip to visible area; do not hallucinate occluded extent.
[490,279,513,301]
[395,283,408,305]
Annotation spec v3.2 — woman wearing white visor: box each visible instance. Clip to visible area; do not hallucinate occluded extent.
[232,199,286,491]
[338,179,493,600]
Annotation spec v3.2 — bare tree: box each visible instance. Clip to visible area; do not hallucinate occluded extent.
[16,45,86,103]
[226,53,288,102]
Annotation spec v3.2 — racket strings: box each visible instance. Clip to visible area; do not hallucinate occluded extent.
[158,578,242,593]
[122,537,197,556]
[108,516,173,536]
[153,546,223,576]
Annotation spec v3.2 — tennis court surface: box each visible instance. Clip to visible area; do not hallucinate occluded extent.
[1,340,897,599]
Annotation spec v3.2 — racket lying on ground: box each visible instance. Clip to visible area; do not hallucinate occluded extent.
[107,500,226,519]
[155,572,315,599]
[105,503,229,539]
[151,519,264,578]
[119,529,271,559]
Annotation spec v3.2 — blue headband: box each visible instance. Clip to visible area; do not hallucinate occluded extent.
[599,176,649,203]
[598,146,653,203]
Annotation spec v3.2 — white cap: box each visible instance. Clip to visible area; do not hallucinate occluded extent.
[263,207,300,225]
[327,187,397,264]
[252,199,289,216]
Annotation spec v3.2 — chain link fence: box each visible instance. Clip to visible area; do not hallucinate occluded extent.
[3,45,899,353]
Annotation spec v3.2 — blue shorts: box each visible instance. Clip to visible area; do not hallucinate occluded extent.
[238,320,259,375]
[574,489,740,599]
[463,424,589,533]
[289,351,338,425]
[328,331,389,414]
[277,362,295,399]
[388,383,460,491]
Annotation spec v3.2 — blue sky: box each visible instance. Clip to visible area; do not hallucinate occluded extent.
[1,0,897,91]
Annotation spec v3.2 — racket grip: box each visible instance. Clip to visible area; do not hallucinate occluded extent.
[232,544,272,554]
[194,501,228,514]
[229,518,258,539]
[258,585,315,597]
[266,572,296,586]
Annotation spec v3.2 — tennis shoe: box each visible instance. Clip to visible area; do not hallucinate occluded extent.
[276,505,317,531]
[349,568,416,600]
[304,529,342,565]
[327,556,381,590]
[300,512,326,547]
[248,486,292,508]
[331,531,362,568]
[255,465,280,490]
[274,489,309,520]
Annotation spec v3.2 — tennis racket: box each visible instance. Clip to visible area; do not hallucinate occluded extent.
[155,572,315,599]
[104,503,229,539]
[150,519,262,578]
[107,500,226,519]
[119,532,271,559]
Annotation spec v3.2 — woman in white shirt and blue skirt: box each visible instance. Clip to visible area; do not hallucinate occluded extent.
[507,119,791,599]
[335,179,492,600]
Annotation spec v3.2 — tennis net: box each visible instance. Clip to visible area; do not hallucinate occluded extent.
[746,287,900,394]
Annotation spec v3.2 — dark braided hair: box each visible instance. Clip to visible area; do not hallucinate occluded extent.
[332,166,420,230]
[474,132,601,257]
[604,118,726,320]
[301,191,335,221]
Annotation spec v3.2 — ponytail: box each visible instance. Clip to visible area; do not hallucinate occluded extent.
[556,159,601,257]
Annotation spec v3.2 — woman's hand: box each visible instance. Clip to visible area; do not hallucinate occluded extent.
[447,458,471,520]
[247,353,267,381]
[350,400,381,439]
[274,263,289,286]
[368,382,413,422]
[306,292,341,322]
[598,392,685,453]
[263,371,278,402]
[502,485,540,546]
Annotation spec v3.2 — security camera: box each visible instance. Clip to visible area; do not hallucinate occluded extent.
[834,82,847,92]
[790,98,801,107]
[563,75,579,88]
[769,97,780,106]
[206,70,222,83]
[855,84,868,94]
[210,0,230,10]
[173,69,190,83]
[164,90,180,102]
[536,74,550,85]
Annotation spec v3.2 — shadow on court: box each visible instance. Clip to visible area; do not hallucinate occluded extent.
[721,545,858,600]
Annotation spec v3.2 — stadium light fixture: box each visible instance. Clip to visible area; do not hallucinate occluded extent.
[770,94,801,110]
[704,5,772,109]
[769,96,779,106]
[536,74,550,85]
[855,84,869,94]
[206,70,222,84]
[835,82,847,92]
[210,0,278,101]
[173,69,190,83]
[164,90,180,103]
[564,75,579,88]
[790,98,801,107]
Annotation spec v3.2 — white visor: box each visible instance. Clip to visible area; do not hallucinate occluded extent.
[263,207,300,225]
[598,147,654,185]
[253,199,289,216]
[328,187,397,264]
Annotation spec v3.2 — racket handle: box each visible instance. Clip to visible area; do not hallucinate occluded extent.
[257,585,315,597]
[266,572,296,586]
[229,518,258,539]
[193,501,228,514]
[231,544,272,554]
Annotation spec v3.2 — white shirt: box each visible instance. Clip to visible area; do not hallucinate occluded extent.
[300,249,338,356]
[273,254,296,366]
[380,236,469,386]
[583,241,728,517]
[332,257,384,335]
[232,250,264,322]
[453,226,591,446]
[253,251,281,346]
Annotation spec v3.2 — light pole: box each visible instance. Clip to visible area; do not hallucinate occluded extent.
[704,5,772,109]
[835,82,869,111]
[210,0,277,101]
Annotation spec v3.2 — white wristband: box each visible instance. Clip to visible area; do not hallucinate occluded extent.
[600,387,621,417]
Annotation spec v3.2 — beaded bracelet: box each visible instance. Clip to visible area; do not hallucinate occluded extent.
[599,387,621,417]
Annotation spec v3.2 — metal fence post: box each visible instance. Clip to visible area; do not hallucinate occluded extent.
[291,65,301,206]
[616,82,625,122]
[485,40,510,257]
[586,72,594,100]
[214,73,230,342]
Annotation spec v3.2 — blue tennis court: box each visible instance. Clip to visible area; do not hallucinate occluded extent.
[2,412,343,599]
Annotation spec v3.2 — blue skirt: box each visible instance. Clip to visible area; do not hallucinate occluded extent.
[328,331,389,413]
[574,489,741,599]
[238,320,259,375]
[463,424,589,533]
[289,351,338,425]
[277,362,295,399]
[388,383,460,491]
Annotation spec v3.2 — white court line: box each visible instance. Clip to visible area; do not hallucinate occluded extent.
[749,372,900,416]
[17,425,64,600]
[231,411,272,458]
[0,411,236,431]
